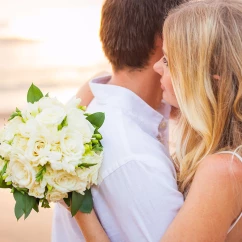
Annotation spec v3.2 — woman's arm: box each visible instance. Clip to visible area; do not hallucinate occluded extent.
[76,80,94,106]
[74,210,110,242]
[160,154,242,242]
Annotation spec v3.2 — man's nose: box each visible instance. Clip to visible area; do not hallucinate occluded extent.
[153,60,163,75]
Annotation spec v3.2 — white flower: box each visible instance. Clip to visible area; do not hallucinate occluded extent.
[45,168,87,194]
[5,153,36,189]
[0,141,12,160]
[18,119,40,138]
[28,180,46,199]
[67,109,94,143]
[11,135,29,156]
[77,152,103,187]
[1,117,23,141]
[60,127,85,163]
[22,102,40,121]
[46,188,68,202]
[25,135,54,167]
[65,97,81,110]
[38,97,64,110]
[36,106,66,126]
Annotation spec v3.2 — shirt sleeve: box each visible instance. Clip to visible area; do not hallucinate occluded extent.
[92,158,184,242]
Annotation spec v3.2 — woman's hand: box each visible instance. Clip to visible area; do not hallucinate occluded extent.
[74,210,110,242]
[59,200,110,242]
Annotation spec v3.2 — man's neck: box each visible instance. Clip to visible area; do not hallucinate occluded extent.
[108,68,162,110]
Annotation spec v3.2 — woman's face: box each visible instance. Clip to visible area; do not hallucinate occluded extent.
[153,42,179,108]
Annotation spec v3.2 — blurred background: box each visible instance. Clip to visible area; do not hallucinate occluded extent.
[0,0,110,241]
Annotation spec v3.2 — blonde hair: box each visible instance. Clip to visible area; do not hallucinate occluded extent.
[163,0,242,193]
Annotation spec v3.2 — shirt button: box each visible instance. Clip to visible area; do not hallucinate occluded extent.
[159,121,167,129]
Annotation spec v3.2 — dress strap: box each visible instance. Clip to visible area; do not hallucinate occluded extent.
[228,212,242,234]
[218,150,242,162]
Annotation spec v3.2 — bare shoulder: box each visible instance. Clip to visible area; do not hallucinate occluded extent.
[190,153,242,212]
[196,153,242,185]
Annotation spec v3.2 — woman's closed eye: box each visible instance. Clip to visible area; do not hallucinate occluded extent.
[162,56,168,67]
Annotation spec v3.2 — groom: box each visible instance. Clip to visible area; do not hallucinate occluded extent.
[52,0,184,241]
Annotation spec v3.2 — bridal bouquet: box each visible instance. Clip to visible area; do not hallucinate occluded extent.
[0,84,104,220]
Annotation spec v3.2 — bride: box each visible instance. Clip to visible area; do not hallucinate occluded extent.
[63,0,242,241]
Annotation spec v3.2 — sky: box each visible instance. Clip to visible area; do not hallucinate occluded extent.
[0,0,107,67]
[0,0,104,39]
[0,0,104,20]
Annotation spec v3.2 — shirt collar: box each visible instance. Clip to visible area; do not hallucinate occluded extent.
[89,75,168,138]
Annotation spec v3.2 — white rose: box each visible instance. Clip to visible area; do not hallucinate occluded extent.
[1,116,23,141]
[11,135,29,155]
[67,109,94,143]
[50,158,76,173]
[60,127,85,162]
[18,119,40,138]
[28,180,46,199]
[38,97,64,110]
[0,141,12,160]
[77,152,103,187]
[45,168,87,194]
[65,97,81,110]
[36,106,66,126]
[22,102,40,121]
[6,153,36,189]
[46,188,68,203]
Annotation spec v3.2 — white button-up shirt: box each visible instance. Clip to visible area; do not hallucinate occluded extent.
[52,76,184,242]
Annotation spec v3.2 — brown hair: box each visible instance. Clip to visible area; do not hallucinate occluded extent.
[100,0,186,72]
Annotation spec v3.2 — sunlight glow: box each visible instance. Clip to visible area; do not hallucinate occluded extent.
[7,7,105,67]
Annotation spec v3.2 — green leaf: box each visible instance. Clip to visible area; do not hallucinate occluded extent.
[8,108,22,121]
[58,116,68,131]
[45,93,49,97]
[27,83,43,104]
[41,198,50,208]
[13,190,36,220]
[13,191,25,220]
[86,112,105,129]
[71,191,84,216]
[79,189,93,214]
[0,178,12,188]
[15,201,25,220]
[33,201,39,213]
[24,195,36,219]
[0,162,7,176]
[78,163,97,169]
[35,166,46,182]
[64,196,71,207]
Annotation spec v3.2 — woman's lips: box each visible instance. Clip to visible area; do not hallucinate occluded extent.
[160,81,165,90]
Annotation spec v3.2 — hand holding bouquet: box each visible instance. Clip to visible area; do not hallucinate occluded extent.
[0,84,104,219]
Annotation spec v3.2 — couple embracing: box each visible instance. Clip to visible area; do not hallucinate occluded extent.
[53,0,242,241]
